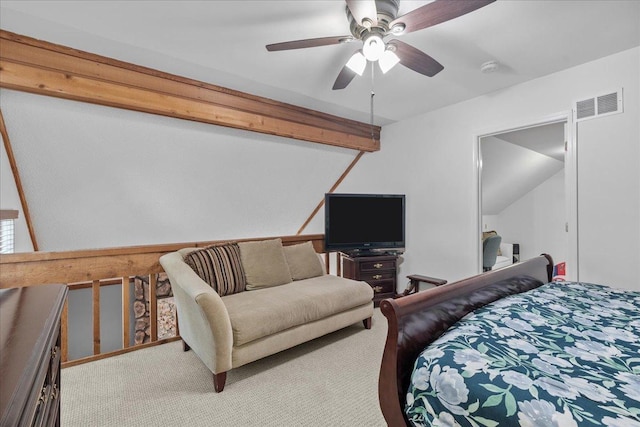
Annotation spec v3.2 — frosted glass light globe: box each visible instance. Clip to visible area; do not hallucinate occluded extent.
[362,34,385,61]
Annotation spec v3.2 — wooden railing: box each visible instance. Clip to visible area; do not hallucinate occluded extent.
[0,234,337,368]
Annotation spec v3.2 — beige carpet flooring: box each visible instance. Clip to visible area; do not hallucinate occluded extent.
[61,309,388,426]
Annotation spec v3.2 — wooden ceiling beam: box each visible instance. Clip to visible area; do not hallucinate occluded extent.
[0,108,39,250]
[0,30,380,152]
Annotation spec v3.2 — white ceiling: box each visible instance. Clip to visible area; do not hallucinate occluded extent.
[481,136,564,216]
[481,122,565,215]
[1,1,639,126]
[496,122,565,162]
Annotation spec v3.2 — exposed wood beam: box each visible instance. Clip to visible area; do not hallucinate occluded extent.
[0,30,380,152]
[296,150,366,235]
[0,108,39,250]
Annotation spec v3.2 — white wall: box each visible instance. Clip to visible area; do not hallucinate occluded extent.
[0,90,356,252]
[340,47,639,290]
[482,215,499,233]
[0,132,34,252]
[1,48,637,292]
[497,170,567,264]
[577,105,640,288]
[0,91,361,359]
[481,135,563,215]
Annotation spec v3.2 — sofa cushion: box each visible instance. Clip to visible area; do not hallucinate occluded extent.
[183,243,246,296]
[238,238,292,290]
[283,241,325,280]
[222,275,374,346]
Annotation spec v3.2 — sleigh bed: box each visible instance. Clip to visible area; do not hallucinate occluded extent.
[378,255,640,426]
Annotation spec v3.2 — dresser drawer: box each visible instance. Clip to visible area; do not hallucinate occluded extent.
[368,279,395,296]
[360,259,396,271]
[341,254,398,307]
[360,270,396,282]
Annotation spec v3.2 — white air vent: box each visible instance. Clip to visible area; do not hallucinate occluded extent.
[576,98,595,120]
[574,89,623,122]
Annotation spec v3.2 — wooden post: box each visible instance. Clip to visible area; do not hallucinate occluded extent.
[0,30,380,152]
[149,274,158,342]
[92,280,100,355]
[122,277,130,348]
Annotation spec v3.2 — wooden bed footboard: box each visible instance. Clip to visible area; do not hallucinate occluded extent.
[378,255,554,426]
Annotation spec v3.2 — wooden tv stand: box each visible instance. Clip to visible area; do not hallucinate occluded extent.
[341,253,398,306]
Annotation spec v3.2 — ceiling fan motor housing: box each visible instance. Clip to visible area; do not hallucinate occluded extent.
[347,0,400,39]
[266,0,496,90]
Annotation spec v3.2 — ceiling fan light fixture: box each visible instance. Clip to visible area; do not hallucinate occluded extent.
[362,33,385,61]
[379,49,400,73]
[346,50,367,75]
[267,0,497,90]
[390,23,405,35]
[361,17,374,29]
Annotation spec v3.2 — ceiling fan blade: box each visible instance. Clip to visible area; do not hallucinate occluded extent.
[332,65,358,90]
[388,40,444,77]
[266,35,352,52]
[346,0,378,27]
[389,0,495,35]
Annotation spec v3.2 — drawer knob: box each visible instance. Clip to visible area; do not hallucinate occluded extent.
[373,263,383,268]
[372,274,382,280]
[373,285,383,292]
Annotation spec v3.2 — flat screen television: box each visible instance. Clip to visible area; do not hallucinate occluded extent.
[324,193,405,255]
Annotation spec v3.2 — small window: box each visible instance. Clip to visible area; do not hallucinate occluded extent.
[0,210,18,254]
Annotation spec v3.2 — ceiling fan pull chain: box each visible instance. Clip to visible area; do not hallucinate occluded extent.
[370,64,375,140]
[370,91,375,141]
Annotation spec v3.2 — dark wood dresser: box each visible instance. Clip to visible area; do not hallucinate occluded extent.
[0,284,67,427]
[341,254,398,306]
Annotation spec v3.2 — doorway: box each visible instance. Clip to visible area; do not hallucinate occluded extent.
[478,116,575,278]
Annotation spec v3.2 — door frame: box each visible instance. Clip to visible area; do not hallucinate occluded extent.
[475,111,577,279]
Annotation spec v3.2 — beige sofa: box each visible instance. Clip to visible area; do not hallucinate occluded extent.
[159,238,374,392]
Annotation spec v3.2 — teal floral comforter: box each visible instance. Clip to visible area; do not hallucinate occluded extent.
[405,282,640,427]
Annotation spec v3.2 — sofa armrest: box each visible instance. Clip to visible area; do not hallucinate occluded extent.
[159,250,233,373]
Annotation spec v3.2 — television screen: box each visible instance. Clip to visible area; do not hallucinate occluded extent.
[324,193,405,254]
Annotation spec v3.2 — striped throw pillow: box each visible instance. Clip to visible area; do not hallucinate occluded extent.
[184,243,246,296]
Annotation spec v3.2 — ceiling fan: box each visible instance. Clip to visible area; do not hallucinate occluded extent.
[266,0,495,90]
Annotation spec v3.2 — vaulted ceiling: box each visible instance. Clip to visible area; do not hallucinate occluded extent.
[1,1,638,126]
[481,122,565,215]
